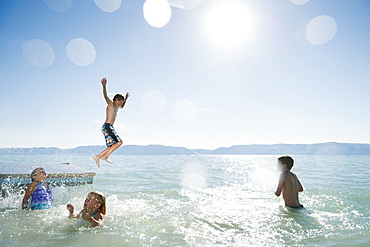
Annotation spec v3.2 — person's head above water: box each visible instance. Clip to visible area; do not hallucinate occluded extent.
[84,191,106,215]
[31,167,47,182]
[278,156,294,170]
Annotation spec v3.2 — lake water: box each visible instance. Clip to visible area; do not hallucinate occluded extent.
[0,154,369,246]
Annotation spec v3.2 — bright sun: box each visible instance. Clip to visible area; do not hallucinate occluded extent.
[206,1,252,48]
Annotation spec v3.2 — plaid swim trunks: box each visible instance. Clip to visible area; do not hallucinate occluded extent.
[101,123,122,147]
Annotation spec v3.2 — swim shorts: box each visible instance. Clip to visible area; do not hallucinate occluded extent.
[101,123,122,147]
[288,204,304,209]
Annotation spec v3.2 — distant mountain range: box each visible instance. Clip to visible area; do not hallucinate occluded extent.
[1,142,370,155]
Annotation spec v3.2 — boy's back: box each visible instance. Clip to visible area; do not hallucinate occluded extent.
[275,156,304,208]
[277,171,303,207]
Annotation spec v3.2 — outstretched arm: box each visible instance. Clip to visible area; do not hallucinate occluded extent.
[121,92,130,108]
[101,78,112,105]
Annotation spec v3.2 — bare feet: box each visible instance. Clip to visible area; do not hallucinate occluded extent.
[101,157,113,164]
[93,155,101,168]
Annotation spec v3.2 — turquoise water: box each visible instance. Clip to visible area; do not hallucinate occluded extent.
[0,154,369,246]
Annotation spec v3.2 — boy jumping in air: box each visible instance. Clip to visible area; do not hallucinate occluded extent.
[93,78,130,167]
[275,156,304,208]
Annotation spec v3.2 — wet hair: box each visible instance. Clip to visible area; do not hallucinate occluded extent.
[30,167,44,182]
[90,191,106,215]
[113,94,125,102]
[278,156,294,170]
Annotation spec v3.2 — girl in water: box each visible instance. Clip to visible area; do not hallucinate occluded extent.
[67,191,106,227]
[22,167,52,210]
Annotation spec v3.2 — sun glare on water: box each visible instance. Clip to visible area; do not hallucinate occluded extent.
[205,1,252,49]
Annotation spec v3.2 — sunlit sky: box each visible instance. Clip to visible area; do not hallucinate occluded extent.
[1,0,369,149]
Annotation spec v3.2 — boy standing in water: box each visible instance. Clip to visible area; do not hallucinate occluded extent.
[93,78,130,167]
[274,156,304,208]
